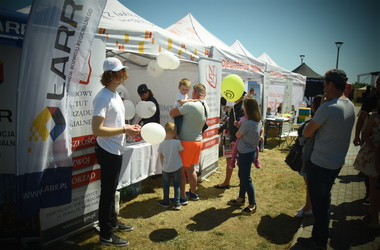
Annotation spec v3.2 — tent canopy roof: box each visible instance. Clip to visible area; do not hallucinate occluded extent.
[230,40,258,60]
[292,63,322,78]
[257,52,279,67]
[97,0,210,63]
[166,13,265,78]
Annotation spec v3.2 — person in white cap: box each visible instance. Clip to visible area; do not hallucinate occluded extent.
[92,57,141,247]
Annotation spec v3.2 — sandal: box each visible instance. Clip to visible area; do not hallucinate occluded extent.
[227,199,245,206]
[242,205,257,214]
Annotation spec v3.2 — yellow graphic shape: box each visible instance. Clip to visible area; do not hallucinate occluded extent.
[124,33,129,43]
[29,108,51,142]
[168,38,173,49]
[138,42,144,54]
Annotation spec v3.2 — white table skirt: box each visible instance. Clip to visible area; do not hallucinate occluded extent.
[117,142,162,189]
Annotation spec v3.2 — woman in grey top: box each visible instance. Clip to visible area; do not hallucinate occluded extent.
[227,97,261,214]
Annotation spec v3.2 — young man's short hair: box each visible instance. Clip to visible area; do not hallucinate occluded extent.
[324,69,348,92]
[193,83,206,96]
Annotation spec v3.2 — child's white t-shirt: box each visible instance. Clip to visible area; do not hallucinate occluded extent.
[157,139,184,172]
[174,92,188,108]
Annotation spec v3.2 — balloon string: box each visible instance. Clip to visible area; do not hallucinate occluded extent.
[233,106,236,122]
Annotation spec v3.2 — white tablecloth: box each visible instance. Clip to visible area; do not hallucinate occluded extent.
[117,142,162,189]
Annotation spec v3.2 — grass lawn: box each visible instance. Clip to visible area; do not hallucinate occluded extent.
[45,135,306,250]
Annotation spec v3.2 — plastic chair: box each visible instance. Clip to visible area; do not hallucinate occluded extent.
[279,123,298,148]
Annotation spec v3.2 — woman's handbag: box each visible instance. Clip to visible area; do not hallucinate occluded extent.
[285,144,303,172]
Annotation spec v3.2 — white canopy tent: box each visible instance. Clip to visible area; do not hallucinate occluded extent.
[166,13,265,82]
[95,0,222,181]
[257,52,306,112]
[256,51,280,67]
[97,0,211,64]
[95,0,215,126]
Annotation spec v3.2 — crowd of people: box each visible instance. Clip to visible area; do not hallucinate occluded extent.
[92,57,380,248]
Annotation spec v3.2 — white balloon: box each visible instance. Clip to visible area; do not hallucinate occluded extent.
[157,51,176,69]
[140,101,156,118]
[147,60,164,77]
[123,100,135,120]
[140,122,166,145]
[136,101,146,117]
[169,56,180,70]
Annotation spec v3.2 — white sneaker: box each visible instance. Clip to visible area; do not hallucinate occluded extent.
[295,209,313,218]
[304,210,313,216]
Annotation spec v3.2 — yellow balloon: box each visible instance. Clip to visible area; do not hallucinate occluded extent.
[221,74,244,102]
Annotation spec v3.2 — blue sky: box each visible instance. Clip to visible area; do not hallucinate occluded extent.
[120,0,379,84]
[2,0,379,84]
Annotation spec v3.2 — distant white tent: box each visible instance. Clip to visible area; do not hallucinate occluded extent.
[258,52,306,86]
[166,14,265,81]
[257,52,306,111]
[230,40,260,62]
[257,52,280,67]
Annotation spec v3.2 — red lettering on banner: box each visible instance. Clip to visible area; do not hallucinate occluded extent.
[72,168,100,188]
[206,117,219,126]
[202,137,219,150]
[206,65,217,88]
[72,134,97,150]
[270,71,287,79]
[220,59,264,73]
[202,128,219,139]
[72,152,97,170]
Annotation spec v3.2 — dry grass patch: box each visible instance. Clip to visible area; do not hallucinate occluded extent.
[49,137,306,250]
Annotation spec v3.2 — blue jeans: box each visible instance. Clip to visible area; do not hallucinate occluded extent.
[94,143,122,239]
[306,161,341,246]
[174,115,183,135]
[238,151,256,205]
[162,168,181,205]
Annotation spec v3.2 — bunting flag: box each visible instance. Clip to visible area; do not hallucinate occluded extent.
[16,0,107,219]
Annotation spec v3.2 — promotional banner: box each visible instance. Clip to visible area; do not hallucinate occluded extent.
[263,72,270,116]
[304,78,324,106]
[197,58,222,178]
[247,81,261,105]
[0,47,21,231]
[16,0,107,219]
[0,8,28,48]
[0,47,20,174]
[282,78,294,115]
[39,37,104,244]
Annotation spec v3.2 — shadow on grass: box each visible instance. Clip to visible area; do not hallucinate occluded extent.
[186,206,241,231]
[119,197,162,219]
[149,228,178,242]
[257,214,302,245]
